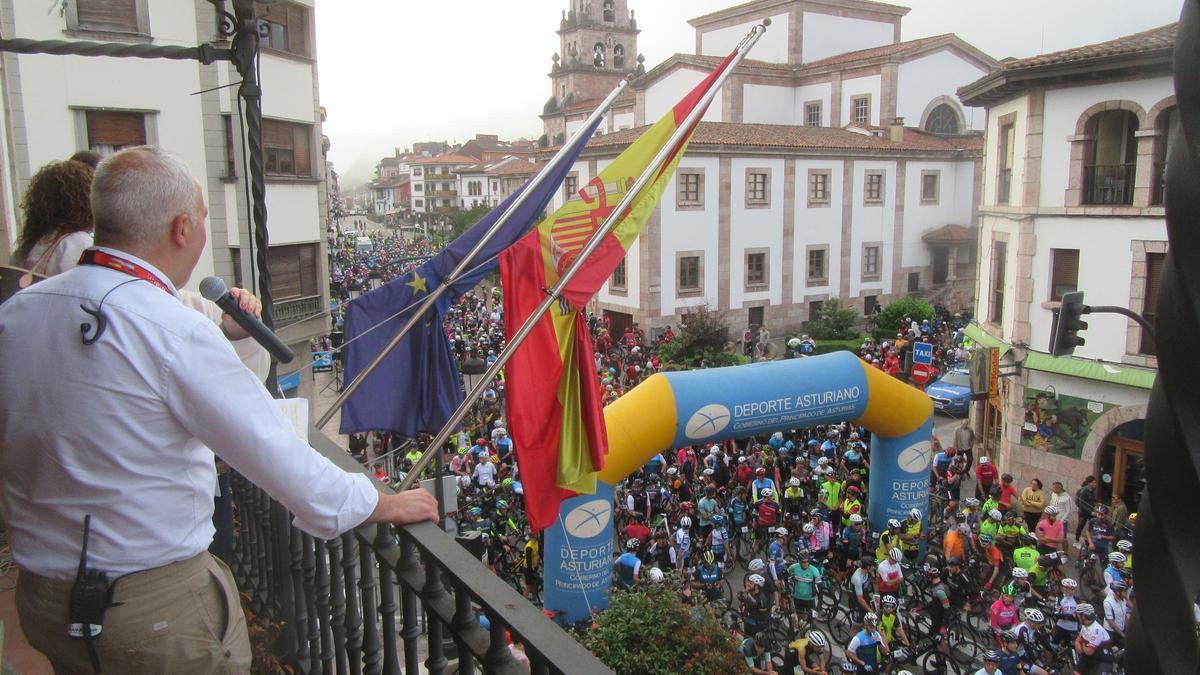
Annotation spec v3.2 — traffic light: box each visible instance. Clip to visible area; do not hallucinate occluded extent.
[1049,291,1089,357]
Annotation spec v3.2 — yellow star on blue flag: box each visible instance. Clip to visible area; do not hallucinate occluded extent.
[405,271,429,294]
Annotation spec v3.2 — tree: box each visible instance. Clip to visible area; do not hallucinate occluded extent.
[878,296,934,332]
[805,298,860,340]
[581,584,748,675]
[656,305,742,368]
[448,203,490,240]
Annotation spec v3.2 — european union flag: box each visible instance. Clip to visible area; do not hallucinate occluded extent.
[339,128,597,437]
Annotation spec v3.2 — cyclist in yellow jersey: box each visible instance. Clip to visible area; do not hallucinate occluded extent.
[900,508,923,562]
[876,519,903,561]
[522,537,541,601]
[878,595,910,652]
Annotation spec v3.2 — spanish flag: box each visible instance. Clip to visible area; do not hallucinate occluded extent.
[501,50,737,531]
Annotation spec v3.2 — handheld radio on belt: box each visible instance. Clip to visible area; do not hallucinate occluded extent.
[67,515,119,673]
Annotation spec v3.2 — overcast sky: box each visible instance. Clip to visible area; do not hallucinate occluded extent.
[315,0,1181,187]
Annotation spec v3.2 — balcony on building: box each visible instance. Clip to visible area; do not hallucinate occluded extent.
[1083,109,1138,205]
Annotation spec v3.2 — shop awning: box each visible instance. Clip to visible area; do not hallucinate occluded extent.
[963,322,1156,390]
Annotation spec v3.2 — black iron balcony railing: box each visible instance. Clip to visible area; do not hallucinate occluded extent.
[1084,163,1136,205]
[997,168,1012,205]
[273,295,325,326]
[230,429,610,675]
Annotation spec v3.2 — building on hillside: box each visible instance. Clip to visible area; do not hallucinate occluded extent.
[540,0,996,340]
[460,134,538,162]
[957,23,1174,512]
[410,153,477,216]
[371,174,410,218]
[0,0,331,381]
[458,156,548,210]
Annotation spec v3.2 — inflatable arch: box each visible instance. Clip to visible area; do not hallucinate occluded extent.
[544,350,935,623]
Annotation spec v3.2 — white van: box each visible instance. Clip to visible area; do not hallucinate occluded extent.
[355,236,373,254]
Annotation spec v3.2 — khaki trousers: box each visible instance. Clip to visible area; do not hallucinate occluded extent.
[16,552,252,675]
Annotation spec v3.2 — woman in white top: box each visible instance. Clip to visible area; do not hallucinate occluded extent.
[11,159,96,276]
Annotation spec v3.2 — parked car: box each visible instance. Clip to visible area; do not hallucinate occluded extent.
[925,365,971,415]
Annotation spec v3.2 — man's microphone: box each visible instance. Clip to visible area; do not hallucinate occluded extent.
[199,276,295,364]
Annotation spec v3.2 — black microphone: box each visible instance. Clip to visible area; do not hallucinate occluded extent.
[199,276,295,364]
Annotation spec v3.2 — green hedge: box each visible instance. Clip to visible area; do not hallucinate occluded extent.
[810,338,864,355]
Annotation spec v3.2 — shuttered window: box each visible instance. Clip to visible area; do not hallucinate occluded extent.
[1049,248,1079,301]
[86,110,146,155]
[76,0,140,33]
[1141,252,1166,355]
[259,3,310,58]
[263,119,312,178]
[269,243,319,300]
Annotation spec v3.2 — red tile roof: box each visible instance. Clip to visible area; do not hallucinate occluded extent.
[411,153,479,166]
[803,33,960,69]
[997,23,1176,71]
[580,121,983,154]
[491,159,546,176]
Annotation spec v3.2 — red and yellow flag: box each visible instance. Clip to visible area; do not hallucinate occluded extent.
[501,51,737,531]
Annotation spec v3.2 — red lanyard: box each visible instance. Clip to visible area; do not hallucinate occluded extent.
[78,249,173,295]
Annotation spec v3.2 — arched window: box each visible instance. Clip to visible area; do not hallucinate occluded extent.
[924,104,960,135]
[603,0,615,22]
[1152,105,1177,205]
[1084,110,1139,205]
[593,42,606,68]
[613,44,625,69]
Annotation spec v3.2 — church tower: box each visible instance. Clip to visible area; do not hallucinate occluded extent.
[542,0,641,143]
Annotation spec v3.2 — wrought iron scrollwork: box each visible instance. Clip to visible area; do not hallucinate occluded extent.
[1126,2,1200,673]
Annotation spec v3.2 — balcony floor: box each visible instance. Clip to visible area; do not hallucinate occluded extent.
[1,572,52,674]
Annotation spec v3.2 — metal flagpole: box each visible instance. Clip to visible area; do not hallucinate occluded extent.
[397,23,768,492]
[314,77,631,431]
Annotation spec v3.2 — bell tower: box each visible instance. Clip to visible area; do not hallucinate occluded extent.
[542,0,642,143]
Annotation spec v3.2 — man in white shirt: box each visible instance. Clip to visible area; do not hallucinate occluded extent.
[0,147,438,674]
[474,456,498,487]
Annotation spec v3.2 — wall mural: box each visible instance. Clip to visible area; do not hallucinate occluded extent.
[1020,388,1116,459]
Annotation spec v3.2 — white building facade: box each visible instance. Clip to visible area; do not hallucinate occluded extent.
[542,0,996,338]
[958,23,1174,512]
[0,0,332,376]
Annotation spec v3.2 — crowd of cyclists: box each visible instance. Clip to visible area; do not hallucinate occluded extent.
[332,221,1135,674]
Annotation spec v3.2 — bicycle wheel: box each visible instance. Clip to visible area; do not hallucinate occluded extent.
[813,586,840,623]
[945,621,981,665]
[828,606,856,645]
[762,627,790,656]
[718,577,734,608]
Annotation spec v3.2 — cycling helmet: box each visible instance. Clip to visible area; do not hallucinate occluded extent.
[849,513,864,524]
[1076,603,1096,618]
[456,446,468,455]
[887,518,902,529]
[468,506,483,517]
[1001,583,1016,596]
[501,477,513,488]
[964,497,980,508]
[679,516,692,528]
[889,548,904,563]
[1043,505,1058,515]
[806,631,827,648]
[788,477,801,487]
[712,514,726,525]
[840,664,857,673]
[798,550,812,561]
[803,523,816,534]
[760,487,774,498]
[1025,608,1045,623]
[882,595,898,608]
[775,527,788,537]
[1038,554,1062,568]
[909,508,922,520]
[1116,539,1133,553]
[747,574,766,586]
[1108,551,1127,564]
[667,467,679,476]
[680,501,695,512]
[702,468,714,476]
[1011,567,1029,579]
[979,534,994,545]
[984,650,1002,663]
[1110,579,1128,591]
[703,550,716,565]
[989,509,1003,521]
[892,652,909,665]
[946,556,963,567]
[647,567,665,583]
[809,508,823,517]
[864,612,879,625]
[748,558,766,572]
[496,499,509,510]
[1061,577,1078,589]
[626,538,640,551]
[1000,630,1017,643]
[860,556,876,568]
[756,467,767,474]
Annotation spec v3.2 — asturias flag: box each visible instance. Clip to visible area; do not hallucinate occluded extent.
[501,50,738,531]
[339,124,600,437]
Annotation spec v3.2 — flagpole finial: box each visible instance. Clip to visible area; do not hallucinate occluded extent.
[762,17,772,27]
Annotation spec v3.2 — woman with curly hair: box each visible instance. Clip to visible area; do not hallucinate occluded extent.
[11,159,95,276]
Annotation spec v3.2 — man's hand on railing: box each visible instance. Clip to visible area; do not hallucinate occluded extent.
[367,487,440,526]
